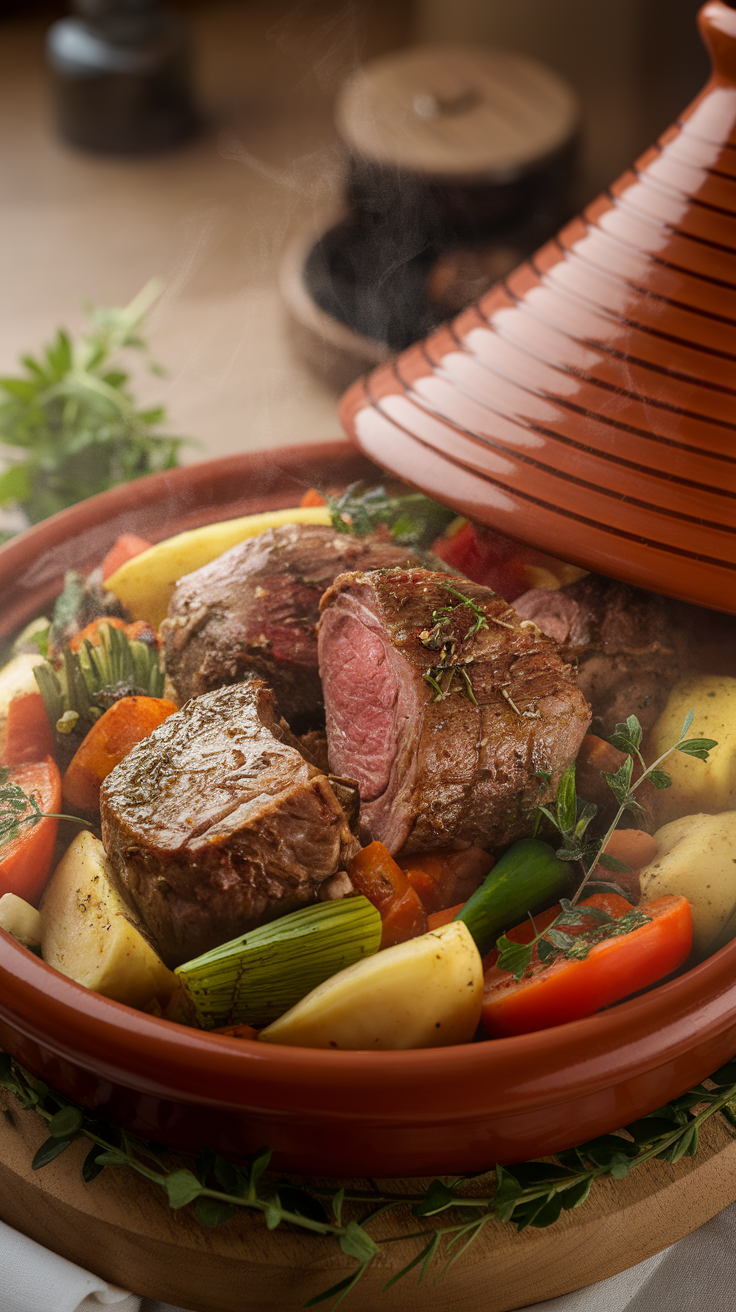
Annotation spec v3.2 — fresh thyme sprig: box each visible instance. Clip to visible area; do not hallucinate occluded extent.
[495,710,718,980]
[495,898,653,980]
[570,709,716,905]
[535,711,716,907]
[2,1051,736,1308]
[0,767,90,849]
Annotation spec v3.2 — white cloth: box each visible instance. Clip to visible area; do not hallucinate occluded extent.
[2,1202,735,1312]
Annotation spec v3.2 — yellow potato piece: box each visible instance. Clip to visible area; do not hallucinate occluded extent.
[40,831,176,1009]
[258,920,483,1050]
[105,505,331,628]
[639,811,736,958]
[0,652,45,757]
[0,893,42,950]
[649,676,736,826]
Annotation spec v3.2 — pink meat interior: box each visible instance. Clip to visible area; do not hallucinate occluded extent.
[320,607,397,800]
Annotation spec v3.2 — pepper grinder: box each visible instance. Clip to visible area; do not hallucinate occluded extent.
[46,0,197,154]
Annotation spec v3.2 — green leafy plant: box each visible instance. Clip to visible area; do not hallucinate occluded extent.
[2,1051,736,1308]
[0,280,188,529]
[328,482,454,547]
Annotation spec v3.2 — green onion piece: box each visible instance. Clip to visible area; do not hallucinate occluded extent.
[175,895,382,1030]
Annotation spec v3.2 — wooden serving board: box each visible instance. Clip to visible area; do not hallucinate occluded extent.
[1,1089,735,1312]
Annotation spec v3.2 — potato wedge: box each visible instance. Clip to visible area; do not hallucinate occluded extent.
[40,831,176,1008]
[0,893,42,949]
[639,811,736,958]
[258,920,483,1050]
[649,676,736,825]
[0,652,45,758]
[105,505,331,628]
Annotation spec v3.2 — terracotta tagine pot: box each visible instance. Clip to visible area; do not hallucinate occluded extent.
[340,0,736,618]
[2,442,736,1178]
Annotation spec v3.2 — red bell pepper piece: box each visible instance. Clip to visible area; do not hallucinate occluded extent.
[481,894,692,1037]
[0,756,62,906]
[2,693,54,766]
[101,534,152,581]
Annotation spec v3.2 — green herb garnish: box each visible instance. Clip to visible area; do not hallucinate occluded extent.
[499,709,717,980]
[536,711,717,905]
[496,899,653,980]
[0,767,89,850]
[420,583,494,705]
[0,280,189,529]
[3,1051,736,1305]
[328,482,454,547]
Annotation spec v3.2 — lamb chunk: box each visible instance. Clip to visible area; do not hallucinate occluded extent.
[160,523,419,726]
[100,680,359,967]
[318,568,591,855]
[514,575,688,740]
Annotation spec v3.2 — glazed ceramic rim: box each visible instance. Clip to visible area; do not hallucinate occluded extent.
[1,444,735,1127]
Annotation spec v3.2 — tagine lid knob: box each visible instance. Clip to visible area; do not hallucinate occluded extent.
[334,45,580,181]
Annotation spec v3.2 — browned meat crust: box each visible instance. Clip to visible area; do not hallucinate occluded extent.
[318,568,591,855]
[160,523,419,726]
[513,575,689,740]
[100,680,359,967]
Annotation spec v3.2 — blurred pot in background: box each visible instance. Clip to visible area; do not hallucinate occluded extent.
[46,0,197,154]
[282,44,580,390]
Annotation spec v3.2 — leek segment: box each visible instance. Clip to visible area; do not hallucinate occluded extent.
[176,895,381,1030]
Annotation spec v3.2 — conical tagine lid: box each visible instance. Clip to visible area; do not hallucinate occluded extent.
[339,1,736,614]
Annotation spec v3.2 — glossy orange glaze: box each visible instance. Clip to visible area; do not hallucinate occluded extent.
[1,444,736,1176]
[339,1,736,617]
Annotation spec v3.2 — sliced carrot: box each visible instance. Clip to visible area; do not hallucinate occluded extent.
[397,846,493,914]
[481,894,692,1037]
[0,757,61,906]
[68,616,158,654]
[575,735,629,804]
[402,864,442,912]
[349,841,427,948]
[101,533,153,581]
[299,489,327,507]
[2,692,54,766]
[210,1024,259,1040]
[427,902,465,931]
[62,696,179,813]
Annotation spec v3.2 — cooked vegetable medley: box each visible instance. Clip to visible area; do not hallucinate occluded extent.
[0,484,732,1048]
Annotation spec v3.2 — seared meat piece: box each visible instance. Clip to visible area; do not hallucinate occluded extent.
[100,680,359,967]
[318,568,591,855]
[514,575,689,740]
[160,524,418,726]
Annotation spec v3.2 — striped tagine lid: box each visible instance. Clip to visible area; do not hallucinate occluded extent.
[339,1,736,615]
